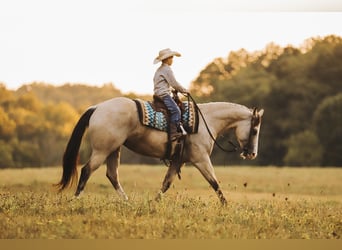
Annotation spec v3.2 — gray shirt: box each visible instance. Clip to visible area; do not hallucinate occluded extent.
[153,63,187,97]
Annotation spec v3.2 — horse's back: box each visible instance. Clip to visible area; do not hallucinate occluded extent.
[91,97,138,125]
[87,97,138,149]
[96,97,136,110]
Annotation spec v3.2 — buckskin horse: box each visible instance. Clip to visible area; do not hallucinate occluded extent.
[56,96,264,205]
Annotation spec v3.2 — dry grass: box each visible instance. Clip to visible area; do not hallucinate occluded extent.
[0,165,341,239]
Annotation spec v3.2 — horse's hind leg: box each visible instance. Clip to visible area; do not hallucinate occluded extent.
[106,148,128,200]
[75,151,106,197]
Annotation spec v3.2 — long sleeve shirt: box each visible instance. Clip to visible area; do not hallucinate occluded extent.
[153,63,187,97]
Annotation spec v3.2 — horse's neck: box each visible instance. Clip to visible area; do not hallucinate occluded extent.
[200,102,251,135]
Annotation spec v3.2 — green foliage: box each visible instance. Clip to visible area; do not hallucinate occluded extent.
[190,35,342,166]
[12,140,42,167]
[0,140,15,168]
[313,93,342,166]
[284,130,323,166]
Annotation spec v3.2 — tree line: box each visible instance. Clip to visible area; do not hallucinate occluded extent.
[190,35,342,166]
[0,83,157,168]
[0,35,341,168]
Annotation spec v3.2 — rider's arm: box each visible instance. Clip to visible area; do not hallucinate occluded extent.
[164,67,188,93]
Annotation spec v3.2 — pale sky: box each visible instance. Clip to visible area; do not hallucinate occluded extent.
[1,0,342,94]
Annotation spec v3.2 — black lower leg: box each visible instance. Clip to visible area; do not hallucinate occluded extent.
[161,180,171,193]
[155,179,171,202]
[106,173,120,190]
[216,189,228,206]
[161,166,178,193]
[209,180,227,205]
[156,167,177,202]
[75,164,91,196]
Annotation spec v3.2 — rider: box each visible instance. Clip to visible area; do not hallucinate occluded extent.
[153,48,189,141]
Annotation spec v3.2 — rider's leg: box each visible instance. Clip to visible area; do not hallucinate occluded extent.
[162,95,185,140]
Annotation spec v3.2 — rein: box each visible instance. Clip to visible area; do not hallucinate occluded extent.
[185,93,238,153]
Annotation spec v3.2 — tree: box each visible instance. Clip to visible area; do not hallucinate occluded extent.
[15,92,42,112]
[0,83,15,107]
[0,140,15,168]
[43,102,79,138]
[313,94,342,166]
[41,102,80,166]
[190,34,342,166]
[309,42,342,93]
[284,130,323,166]
[12,140,42,167]
[0,107,16,140]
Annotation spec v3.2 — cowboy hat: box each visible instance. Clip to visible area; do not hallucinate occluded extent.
[153,48,181,64]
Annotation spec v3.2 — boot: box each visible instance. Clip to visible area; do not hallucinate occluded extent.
[170,123,183,141]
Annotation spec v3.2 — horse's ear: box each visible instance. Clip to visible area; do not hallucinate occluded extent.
[258,109,264,117]
[252,107,257,115]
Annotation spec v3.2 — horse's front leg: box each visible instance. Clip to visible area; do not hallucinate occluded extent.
[193,158,227,205]
[156,163,183,202]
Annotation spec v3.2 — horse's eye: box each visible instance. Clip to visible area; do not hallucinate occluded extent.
[252,128,258,135]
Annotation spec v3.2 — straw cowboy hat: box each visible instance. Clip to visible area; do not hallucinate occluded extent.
[153,48,181,64]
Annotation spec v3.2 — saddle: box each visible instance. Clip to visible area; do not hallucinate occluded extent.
[134,93,199,134]
[151,90,183,114]
[151,94,173,114]
[133,92,199,169]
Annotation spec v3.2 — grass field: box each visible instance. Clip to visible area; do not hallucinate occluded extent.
[0,165,341,239]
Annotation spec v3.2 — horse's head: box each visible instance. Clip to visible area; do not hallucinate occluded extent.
[235,107,264,160]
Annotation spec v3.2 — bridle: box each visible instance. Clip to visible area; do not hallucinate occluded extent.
[185,93,259,154]
[241,108,260,157]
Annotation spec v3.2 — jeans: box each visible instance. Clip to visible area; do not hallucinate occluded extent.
[162,94,181,124]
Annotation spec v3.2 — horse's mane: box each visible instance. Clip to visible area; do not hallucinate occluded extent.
[226,102,251,111]
[199,101,251,113]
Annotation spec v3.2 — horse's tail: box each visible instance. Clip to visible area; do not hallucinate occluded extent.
[56,107,96,192]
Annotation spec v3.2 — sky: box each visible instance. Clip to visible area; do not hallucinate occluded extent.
[1,0,342,94]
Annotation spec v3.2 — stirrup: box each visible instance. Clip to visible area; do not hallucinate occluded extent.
[171,132,183,141]
[179,124,187,136]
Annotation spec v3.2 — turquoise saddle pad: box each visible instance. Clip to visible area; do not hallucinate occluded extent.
[134,99,199,134]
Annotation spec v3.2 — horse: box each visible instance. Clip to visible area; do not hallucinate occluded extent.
[56,97,264,205]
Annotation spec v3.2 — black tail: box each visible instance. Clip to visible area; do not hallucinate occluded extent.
[56,107,96,191]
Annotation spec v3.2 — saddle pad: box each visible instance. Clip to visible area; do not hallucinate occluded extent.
[134,99,199,134]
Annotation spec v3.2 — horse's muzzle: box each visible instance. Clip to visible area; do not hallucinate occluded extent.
[240,151,257,160]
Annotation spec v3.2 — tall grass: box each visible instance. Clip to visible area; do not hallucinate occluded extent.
[0,165,341,239]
